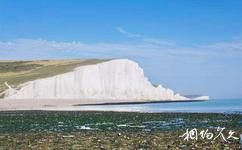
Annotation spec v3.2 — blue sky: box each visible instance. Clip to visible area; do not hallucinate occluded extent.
[0,0,242,98]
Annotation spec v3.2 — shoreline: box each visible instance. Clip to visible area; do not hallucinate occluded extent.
[0,98,207,111]
[73,99,207,106]
[0,110,240,115]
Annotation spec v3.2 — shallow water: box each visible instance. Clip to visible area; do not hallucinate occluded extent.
[78,99,242,113]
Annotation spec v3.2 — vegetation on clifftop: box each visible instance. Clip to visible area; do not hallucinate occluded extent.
[0,59,108,97]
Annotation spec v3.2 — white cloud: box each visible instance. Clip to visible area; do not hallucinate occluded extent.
[116,27,142,38]
[116,27,174,47]
[207,40,242,51]
[0,29,242,60]
[142,38,174,46]
[0,37,241,61]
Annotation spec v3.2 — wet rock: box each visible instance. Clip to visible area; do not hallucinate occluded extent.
[167,145,171,149]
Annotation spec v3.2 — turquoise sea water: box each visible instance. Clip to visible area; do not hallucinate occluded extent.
[78,99,242,113]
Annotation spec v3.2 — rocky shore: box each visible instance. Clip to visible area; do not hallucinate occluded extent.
[0,111,241,149]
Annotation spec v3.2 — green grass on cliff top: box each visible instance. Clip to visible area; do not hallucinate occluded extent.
[0,59,108,97]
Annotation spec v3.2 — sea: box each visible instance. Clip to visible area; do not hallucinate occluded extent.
[78,99,242,114]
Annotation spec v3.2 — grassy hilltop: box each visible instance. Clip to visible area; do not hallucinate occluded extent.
[0,59,108,97]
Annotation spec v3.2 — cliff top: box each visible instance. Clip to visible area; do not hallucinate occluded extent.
[0,59,109,96]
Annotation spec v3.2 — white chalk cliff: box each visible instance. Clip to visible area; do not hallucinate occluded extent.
[3,59,208,101]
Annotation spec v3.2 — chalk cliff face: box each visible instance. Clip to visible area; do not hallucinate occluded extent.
[4,59,196,100]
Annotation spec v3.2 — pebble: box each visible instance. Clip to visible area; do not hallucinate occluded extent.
[100,145,105,150]
[240,134,242,145]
